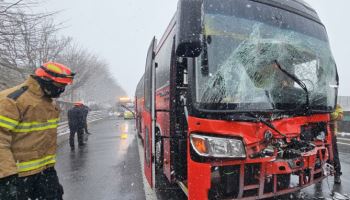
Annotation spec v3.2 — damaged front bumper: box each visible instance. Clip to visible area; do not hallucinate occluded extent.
[206,146,330,200]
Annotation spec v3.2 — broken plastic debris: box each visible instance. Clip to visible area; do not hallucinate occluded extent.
[322,163,334,176]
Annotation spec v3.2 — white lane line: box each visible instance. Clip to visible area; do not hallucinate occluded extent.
[137,135,157,200]
[338,132,350,137]
[338,137,350,142]
[337,142,350,146]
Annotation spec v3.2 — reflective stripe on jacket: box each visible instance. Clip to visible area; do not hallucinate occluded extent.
[331,105,344,121]
[17,155,56,173]
[330,104,344,134]
[0,76,60,178]
[0,115,19,130]
[13,118,59,133]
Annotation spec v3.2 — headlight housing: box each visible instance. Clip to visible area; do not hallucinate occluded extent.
[190,134,246,158]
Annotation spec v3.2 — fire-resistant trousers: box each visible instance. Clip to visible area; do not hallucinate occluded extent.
[332,134,342,175]
[0,174,17,199]
[330,123,342,175]
[0,167,63,200]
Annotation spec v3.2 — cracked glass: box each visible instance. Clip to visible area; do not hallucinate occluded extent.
[195,3,337,112]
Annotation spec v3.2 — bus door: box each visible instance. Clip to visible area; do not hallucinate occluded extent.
[143,37,157,188]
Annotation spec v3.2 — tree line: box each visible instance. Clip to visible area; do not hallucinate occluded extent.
[0,0,126,106]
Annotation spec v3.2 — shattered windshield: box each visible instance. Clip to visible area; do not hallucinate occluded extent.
[195,2,337,112]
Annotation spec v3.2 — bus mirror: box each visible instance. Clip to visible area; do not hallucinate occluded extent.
[175,0,202,57]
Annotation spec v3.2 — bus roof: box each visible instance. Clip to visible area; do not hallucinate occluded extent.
[252,0,321,23]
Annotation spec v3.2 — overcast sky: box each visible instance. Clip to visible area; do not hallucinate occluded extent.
[42,0,350,96]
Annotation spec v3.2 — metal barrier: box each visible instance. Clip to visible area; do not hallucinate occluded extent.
[338,111,350,136]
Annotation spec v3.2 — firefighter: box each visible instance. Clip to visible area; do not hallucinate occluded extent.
[68,101,86,150]
[0,62,74,200]
[330,104,343,184]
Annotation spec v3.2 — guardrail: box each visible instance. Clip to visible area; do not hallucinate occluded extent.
[57,111,107,136]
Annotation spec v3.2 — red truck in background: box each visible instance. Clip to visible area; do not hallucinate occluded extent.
[135,0,339,199]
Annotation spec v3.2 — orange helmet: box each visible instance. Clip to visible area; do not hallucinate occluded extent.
[35,62,75,85]
[74,101,84,106]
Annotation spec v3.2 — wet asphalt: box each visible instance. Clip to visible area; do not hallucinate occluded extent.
[56,118,145,200]
[55,118,350,200]
[299,151,350,200]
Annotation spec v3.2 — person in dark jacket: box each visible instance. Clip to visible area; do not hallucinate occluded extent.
[82,104,91,135]
[68,101,85,150]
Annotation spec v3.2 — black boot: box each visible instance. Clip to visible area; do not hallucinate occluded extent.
[78,142,86,147]
[334,175,341,184]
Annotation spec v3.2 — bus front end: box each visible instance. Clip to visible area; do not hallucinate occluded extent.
[187,115,333,199]
[182,0,338,199]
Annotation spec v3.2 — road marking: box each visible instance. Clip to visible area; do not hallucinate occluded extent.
[121,133,128,139]
[122,124,129,132]
[137,135,157,200]
[337,142,350,146]
[337,137,350,142]
[337,137,350,146]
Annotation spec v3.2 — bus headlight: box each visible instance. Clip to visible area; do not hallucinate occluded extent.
[190,134,246,158]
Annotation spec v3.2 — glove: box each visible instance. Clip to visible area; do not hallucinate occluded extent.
[0,174,18,199]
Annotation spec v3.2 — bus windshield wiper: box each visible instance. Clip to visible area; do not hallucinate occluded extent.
[247,112,287,138]
[274,60,310,113]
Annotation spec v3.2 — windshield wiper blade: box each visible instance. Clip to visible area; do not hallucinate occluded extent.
[274,60,310,113]
[223,113,259,122]
[247,112,287,138]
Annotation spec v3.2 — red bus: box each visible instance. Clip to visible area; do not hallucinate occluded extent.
[135,0,339,199]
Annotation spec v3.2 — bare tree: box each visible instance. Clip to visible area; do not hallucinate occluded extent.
[57,44,126,104]
[0,0,25,14]
[0,0,127,105]
[0,1,68,87]
[80,64,126,105]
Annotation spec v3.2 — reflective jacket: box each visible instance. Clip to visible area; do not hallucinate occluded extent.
[330,104,344,134]
[331,104,344,121]
[0,76,60,178]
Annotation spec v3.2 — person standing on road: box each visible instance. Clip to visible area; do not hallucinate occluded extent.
[0,62,75,200]
[82,104,91,135]
[330,104,344,184]
[68,101,86,150]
